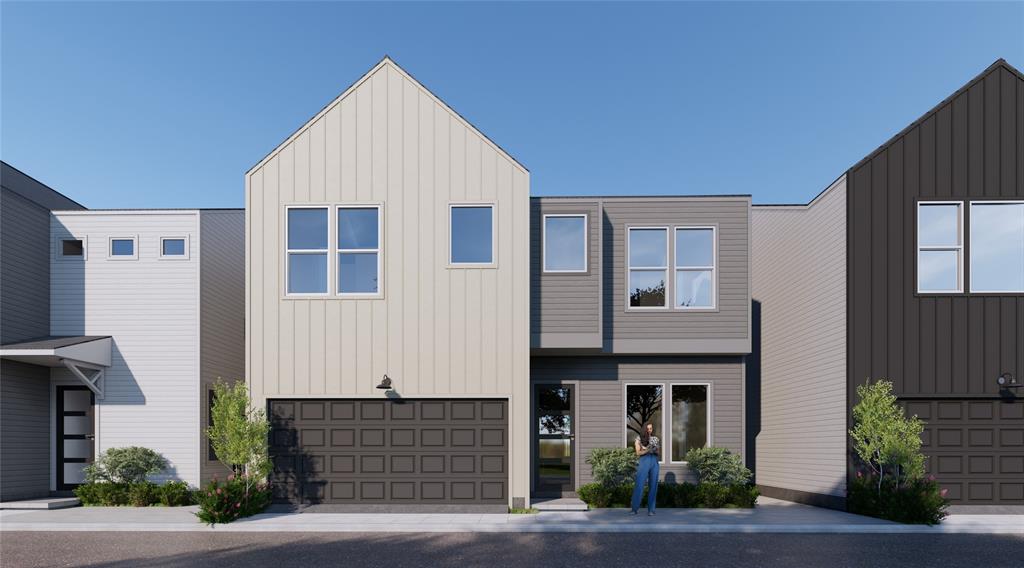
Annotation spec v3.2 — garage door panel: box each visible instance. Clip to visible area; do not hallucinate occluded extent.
[269,399,508,505]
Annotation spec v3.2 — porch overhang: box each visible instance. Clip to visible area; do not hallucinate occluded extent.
[0,336,111,397]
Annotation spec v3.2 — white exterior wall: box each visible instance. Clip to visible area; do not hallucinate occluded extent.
[50,211,201,486]
[245,58,531,504]
[751,176,848,500]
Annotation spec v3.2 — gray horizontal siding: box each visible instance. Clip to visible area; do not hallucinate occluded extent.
[530,199,601,347]
[602,198,750,353]
[0,360,50,500]
[1,188,51,344]
[751,177,848,499]
[531,356,744,486]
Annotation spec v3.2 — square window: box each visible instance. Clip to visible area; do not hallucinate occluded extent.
[61,239,84,257]
[970,202,1024,293]
[288,253,328,294]
[338,252,379,294]
[450,205,494,265]
[543,215,586,272]
[161,238,187,258]
[109,237,137,259]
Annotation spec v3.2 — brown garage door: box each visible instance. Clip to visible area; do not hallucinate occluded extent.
[269,399,508,508]
[906,399,1024,505]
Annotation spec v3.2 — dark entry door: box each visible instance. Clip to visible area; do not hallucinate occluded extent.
[57,386,95,490]
[535,385,574,496]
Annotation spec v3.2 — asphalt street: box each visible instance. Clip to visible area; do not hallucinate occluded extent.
[2,532,1023,568]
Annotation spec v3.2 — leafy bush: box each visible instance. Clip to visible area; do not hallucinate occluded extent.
[684,447,752,485]
[195,474,272,525]
[128,482,159,507]
[577,481,757,509]
[848,473,948,525]
[159,480,194,506]
[84,447,168,484]
[585,448,638,488]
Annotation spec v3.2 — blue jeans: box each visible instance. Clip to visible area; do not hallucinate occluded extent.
[631,453,660,513]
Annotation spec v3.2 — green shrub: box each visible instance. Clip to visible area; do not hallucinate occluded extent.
[84,447,168,484]
[848,473,948,525]
[585,448,638,488]
[195,474,271,525]
[73,482,105,505]
[128,482,159,507]
[577,483,612,508]
[577,481,757,509]
[725,484,760,508]
[159,480,193,506]
[695,483,730,508]
[684,447,752,485]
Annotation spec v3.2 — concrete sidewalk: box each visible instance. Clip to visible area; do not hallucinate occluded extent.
[1,497,1021,534]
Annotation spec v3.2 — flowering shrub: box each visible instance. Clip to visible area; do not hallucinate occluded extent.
[848,472,948,525]
[195,474,271,525]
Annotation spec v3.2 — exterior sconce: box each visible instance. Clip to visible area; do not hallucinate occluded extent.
[376,374,393,390]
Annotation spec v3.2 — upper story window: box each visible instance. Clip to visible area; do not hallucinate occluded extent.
[160,237,188,259]
[60,238,85,259]
[627,227,668,308]
[450,204,494,266]
[917,202,963,293]
[970,202,1024,293]
[675,227,716,309]
[543,214,587,273]
[337,206,381,296]
[108,237,138,260]
[286,207,329,295]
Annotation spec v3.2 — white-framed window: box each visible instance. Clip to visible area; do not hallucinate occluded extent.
[108,236,138,260]
[624,383,665,464]
[969,201,1024,293]
[674,227,716,309]
[337,205,382,297]
[449,204,495,266]
[917,202,963,293]
[58,236,87,260]
[286,206,329,295]
[159,236,189,260]
[543,214,587,273]
[627,227,668,308]
[669,383,711,463]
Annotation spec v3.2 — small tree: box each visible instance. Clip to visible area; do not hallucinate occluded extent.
[207,380,272,495]
[849,379,926,492]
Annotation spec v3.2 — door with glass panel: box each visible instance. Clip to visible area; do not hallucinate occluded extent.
[535,385,574,496]
[57,386,95,490]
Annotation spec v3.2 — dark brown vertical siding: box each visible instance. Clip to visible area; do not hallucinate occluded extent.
[847,61,1024,505]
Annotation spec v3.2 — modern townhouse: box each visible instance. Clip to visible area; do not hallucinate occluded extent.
[1,57,1020,512]
[752,59,1024,509]
[0,162,243,501]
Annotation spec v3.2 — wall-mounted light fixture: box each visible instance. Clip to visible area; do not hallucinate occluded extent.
[376,374,393,390]
[997,373,1018,388]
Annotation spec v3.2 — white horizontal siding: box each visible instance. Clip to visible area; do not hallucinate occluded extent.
[50,212,200,486]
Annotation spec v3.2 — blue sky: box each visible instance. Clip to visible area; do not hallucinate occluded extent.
[2,1,1022,208]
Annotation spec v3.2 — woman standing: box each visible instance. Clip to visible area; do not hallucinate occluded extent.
[630,422,660,516]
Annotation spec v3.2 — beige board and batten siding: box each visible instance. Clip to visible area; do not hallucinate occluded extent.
[751,176,848,502]
[531,356,744,486]
[603,197,751,354]
[530,198,601,349]
[245,58,531,504]
[199,210,245,482]
[50,211,201,486]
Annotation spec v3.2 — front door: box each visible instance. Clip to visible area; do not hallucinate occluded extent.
[57,386,95,490]
[535,385,574,496]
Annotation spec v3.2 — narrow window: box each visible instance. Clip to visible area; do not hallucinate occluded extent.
[917,202,963,293]
[286,207,328,294]
[670,384,709,462]
[625,384,664,462]
[160,237,187,259]
[337,206,381,295]
[450,205,494,265]
[61,239,84,257]
[675,228,715,309]
[108,237,137,260]
[543,214,587,272]
[970,202,1024,293]
[627,227,668,308]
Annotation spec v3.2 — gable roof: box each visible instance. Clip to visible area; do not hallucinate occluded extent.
[246,56,527,176]
[849,58,1024,173]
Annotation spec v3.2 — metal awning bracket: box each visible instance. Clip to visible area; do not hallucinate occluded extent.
[62,359,104,398]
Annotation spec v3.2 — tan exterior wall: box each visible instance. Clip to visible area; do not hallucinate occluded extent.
[751,176,847,500]
[245,59,531,504]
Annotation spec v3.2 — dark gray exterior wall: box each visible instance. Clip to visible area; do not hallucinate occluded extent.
[531,356,744,488]
[847,61,1024,505]
[198,210,246,483]
[0,162,85,501]
[531,198,602,349]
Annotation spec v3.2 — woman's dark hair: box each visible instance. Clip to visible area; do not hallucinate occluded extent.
[640,423,652,446]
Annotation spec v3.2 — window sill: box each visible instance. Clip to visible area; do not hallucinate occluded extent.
[447,263,497,269]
